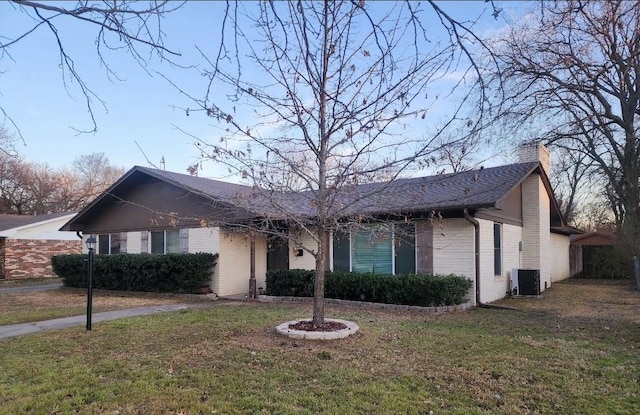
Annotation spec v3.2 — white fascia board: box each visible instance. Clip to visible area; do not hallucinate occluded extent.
[0,213,79,239]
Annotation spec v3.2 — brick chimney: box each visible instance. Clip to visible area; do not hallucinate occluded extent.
[518,143,550,177]
[519,141,551,293]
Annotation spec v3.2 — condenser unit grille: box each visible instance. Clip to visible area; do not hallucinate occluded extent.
[511,269,540,296]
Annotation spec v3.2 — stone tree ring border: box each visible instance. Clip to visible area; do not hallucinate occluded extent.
[275,318,360,341]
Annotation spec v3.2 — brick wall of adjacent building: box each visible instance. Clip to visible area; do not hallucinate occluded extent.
[1,238,82,279]
[0,238,5,279]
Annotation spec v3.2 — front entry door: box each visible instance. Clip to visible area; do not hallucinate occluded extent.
[267,237,289,271]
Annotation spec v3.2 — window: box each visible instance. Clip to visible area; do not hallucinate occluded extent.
[97,233,121,255]
[394,223,416,275]
[332,231,351,272]
[150,230,180,254]
[332,223,415,275]
[494,223,502,276]
[352,224,393,274]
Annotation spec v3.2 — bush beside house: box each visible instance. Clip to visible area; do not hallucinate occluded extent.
[266,269,472,306]
[52,253,218,294]
[579,245,631,279]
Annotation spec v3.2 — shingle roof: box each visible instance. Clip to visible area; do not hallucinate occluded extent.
[0,212,77,232]
[134,162,540,219]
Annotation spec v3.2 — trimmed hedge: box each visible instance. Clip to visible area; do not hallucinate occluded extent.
[266,269,472,306]
[579,245,632,279]
[51,253,218,294]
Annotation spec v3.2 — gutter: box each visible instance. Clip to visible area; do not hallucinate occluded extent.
[463,208,517,311]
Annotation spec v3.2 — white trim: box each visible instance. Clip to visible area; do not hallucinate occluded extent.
[0,213,78,239]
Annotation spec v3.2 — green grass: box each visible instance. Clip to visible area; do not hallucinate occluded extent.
[0,306,86,326]
[0,288,189,325]
[1,287,639,415]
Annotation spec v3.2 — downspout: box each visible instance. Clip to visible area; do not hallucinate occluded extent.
[463,209,516,310]
[76,231,83,240]
[463,209,481,305]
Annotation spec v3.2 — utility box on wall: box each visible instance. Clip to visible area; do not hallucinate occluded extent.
[511,269,541,296]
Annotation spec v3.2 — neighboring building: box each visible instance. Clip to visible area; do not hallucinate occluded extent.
[0,212,81,279]
[60,144,578,303]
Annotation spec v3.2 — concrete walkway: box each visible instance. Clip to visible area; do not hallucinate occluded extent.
[0,282,63,295]
[0,302,219,340]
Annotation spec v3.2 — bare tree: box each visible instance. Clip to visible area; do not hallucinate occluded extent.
[489,0,640,260]
[0,152,124,214]
[550,146,594,225]
[178,1,497,325]
[0,127,18,156]
[1,1,184,136]
[0,154,34,214]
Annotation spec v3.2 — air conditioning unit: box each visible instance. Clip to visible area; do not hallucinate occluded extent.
[510,269,540,296]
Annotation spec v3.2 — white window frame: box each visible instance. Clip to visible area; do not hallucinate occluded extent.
[97,233,121,255]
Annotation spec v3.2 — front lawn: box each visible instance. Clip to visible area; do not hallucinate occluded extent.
[0,289,196,325]
[0,280,638,414]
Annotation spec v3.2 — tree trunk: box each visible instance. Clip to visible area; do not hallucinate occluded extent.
[619,139,639,260]
[312,226,328,326]
[633,256,640,290]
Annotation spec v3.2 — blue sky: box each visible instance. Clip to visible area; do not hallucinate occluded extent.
[0,1,521,179]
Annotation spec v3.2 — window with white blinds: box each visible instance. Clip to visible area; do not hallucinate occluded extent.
[333,223,415,275]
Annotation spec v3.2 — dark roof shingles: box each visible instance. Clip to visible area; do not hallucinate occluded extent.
[136,162,538,219]
[0,212,76,232]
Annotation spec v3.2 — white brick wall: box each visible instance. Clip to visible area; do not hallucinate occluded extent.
[477,220,523,303]
[550,232,570,283]
[432,218,475,280]
[503,223,523,282]
[521,173,551,292]
[188,227,220,254]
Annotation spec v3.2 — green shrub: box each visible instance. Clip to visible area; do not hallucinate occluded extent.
[266,269,315,297]
[51,253,218,294]
[580,245,632,279]
[266,269,472,306]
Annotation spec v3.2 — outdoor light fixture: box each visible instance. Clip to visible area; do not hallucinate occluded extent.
[85,235,96,331]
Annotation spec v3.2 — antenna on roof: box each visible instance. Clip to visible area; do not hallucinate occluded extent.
[160,156,166,171]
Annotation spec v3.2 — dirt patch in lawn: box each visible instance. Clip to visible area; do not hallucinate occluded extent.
[1,290,186,311]
[496,278,640,324]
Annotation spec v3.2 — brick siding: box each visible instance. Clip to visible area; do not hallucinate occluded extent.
[1,238,82,279]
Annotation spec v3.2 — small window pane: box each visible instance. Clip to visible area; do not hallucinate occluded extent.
[110,233,121,254]
[150,231,165,254]
[332,231,350,272]
[395,223,416,275]
[98,234,110,255]
[494,223,502,276]
[166,230,180,253]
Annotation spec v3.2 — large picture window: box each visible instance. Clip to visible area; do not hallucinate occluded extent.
[150,230,180,254]
[332,223,415,275]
